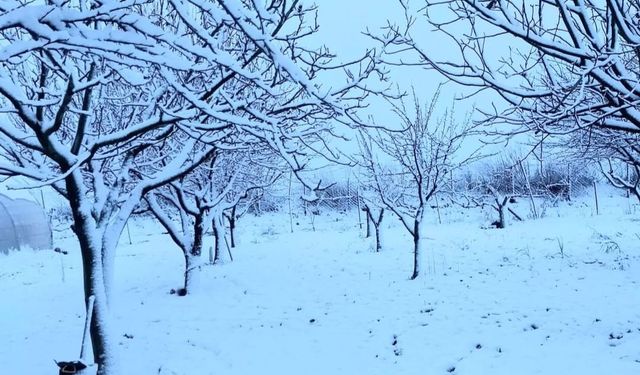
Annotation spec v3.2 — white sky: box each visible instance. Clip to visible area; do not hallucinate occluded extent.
[316,1,552,173]
[310,0,513,172]
[313,0,506,123]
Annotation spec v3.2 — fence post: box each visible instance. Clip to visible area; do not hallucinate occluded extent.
[626,164,630,199]
[593,181,599,215]
[435,192,442,225]
[567,163,572,201]
[126,221,133,245]
[288,172,294,233]
[356,183,362,230]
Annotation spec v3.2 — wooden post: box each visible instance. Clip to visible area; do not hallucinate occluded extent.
[126,221,133,245]
[356,184,362,230]
[40,189,46,211]
[593,181,599,215]
[224,236,233,262]
[539,136,544,177]
[567,164,572,201]
[288,172,294,233]
[435,193,442,225]
[519,160,538,219]
[303,185,308,216]
[626,164,630,199]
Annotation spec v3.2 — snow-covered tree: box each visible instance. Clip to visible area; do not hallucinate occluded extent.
[382,0,640,135]
[363,203,385,252]
[224,186,266,249]
[146,148,280,295]
[566,130,640,200]
[359,93,479,279]
[0,1,383,373]
[357,138,389,252]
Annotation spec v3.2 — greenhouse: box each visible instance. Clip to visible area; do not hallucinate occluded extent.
[0,193,52,254]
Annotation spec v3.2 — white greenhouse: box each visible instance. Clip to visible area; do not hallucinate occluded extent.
[0,193,52,254]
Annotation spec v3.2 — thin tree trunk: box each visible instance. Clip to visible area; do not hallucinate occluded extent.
[212,215,221,263]
[374,225,382,253]
[411,231,420,280]
[183,251,193,294]
[228,206,236,248]
[410,219,420,280]
[410,211,426,280]
[364,207,371,238]
[367,207,384,252]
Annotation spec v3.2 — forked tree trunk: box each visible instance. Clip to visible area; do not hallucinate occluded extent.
[488,186,509,229]
[365,206,384,252]
[67,177,119,375]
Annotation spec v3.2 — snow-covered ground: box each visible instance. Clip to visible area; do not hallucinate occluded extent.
[2,188,640,374]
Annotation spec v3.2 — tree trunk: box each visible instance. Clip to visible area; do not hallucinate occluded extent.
[410,231,420,280]
[192,215,204,257]
[227,206,236,248]
[182,215,205,294]
[497,204,506,229]
[183,251,192,293]
[67,181,119,374]
[212,212,232,263]
[374,224,382,253]
[368,207,384,252]
[410,215,424,280]
[212,215,221,263]
[364,208,371,238]
[181,250,203,295]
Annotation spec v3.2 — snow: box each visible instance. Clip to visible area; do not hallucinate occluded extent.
[1,188,639,374]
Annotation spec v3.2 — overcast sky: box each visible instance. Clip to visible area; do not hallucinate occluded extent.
[314,0,500,121]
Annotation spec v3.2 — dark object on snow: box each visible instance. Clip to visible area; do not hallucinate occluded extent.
[57,361,87,374]
[54,247,68,255]
[169,288,187,296]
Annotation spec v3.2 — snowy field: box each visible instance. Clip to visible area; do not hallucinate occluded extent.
[2,189,640,374]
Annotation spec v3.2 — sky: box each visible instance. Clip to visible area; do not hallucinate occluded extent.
[312,0,542,170]
[314,0,494,108]
[308,0,513,175]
